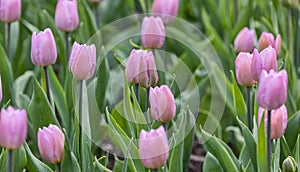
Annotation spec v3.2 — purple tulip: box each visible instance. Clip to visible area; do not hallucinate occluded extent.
[31,28,57,66]
[141,16,165,49]
[235,52,255,86]
[139,126,169,169]
[152,0,179,24]
[256,70,288,110]
[38,124,65,164]
[258,32,281,56]
[0,106,27,149]
[150,85,176,122]
[234,27,255,53]
[69,42,96,80]
[126,49,158,88]
[258,105,287,139]
[55,0,79,32]
[0,0,21,23]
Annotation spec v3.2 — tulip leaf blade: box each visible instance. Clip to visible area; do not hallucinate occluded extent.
[285,111,300,149]
[273,139,280,172]
[257,113,267,172]
[203,152,224,172]
[0,146,27,172]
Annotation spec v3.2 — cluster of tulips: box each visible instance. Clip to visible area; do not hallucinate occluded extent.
[0,0,181,171]
[234,27,288,171]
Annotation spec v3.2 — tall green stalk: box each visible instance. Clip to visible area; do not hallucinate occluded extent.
[267,110,272,172]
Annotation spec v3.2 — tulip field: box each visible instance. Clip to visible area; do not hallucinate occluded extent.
[0,0,300,171]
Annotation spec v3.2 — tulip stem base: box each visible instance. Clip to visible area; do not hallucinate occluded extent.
[8,149,13,172]
[246,87,252,130]
[267,110,272,172]
[65,32,69,64]
[6,23,11,61]
[135,84,140,105]
[152,169,158,172]
[57,163,61,172]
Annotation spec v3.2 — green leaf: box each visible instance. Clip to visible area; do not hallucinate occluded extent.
[28,77,59,137]
[24,143,53,172]
[230,71,247,119]
[94,156,112,172]
[203,152,224,172]
[196,128,239,172]
[257,113,267,172]
[237,117,257,170]
[0,146,27,172]
[285,111,300,149]
[273,140,280,172]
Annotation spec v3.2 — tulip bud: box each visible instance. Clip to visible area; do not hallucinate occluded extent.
[258,105,288,139]
[141,16,165,49]
[126,49,158,88]
[274,35,282,56]
[251,47,278,81]
[234,27,255,53]
[256,70,288,110]
[69,42,96,80]
[0,0,21,23]
[152,0,179,24]
[139,126,169,169]
[150,85,176,122]
[55,0,79,32]
[38,124,65,164]
[31,28,57,66]
[0,106,27,149]
[258,32,281,56]
[235,52,255,86]
[282,156,297,172]
[0,77,2,103]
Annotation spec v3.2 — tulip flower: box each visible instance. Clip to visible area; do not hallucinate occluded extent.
[256,69,288,110]
[258,32,281,56]
[234,27,255,53]
[152,0,179,24]
[0,77,2,103]
[282,156,297,172]
[38,124,65,164]
[0,0,21,23]
[141,16,165,49]
[0,106,27,149]
[150,85,176,122]
[69,42,96,80]
[126,49,158,88]
[251,47,278,81]
[139,126,169,169]
[235,52,255,86]
[31,28,57,66]
[258,105,288,139]
[55,0,79,32]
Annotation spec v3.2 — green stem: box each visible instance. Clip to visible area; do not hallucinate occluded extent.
[145,88,150,129]
[6,23,11,61]
[65,32,70,64]
[8,149,13,172]
[287,9,293,59]
[44,66,51,102]
[145,0,149,14]
[94,3,100,27]
[133,0,143,13]
[267,110,272,172]
[246,87,252,130]
[78,80,83,164]
[234,0,238,23]
[135,84,140,104]
[57,163,61,172]
[294,9,299,74]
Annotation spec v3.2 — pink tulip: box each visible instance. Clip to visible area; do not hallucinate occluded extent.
[141,16,165,49]
[152,0,179,24]
[69,42,96,80]
[139,126,169,169]
[234,27,255,53]
[38,124,65,164]
[251,47,278,81]
[258,105,288,139]
[31,28,57,66]
[0,106,27,149]
[126,49,158,88]
[150,85,176,122]
[0,0,21,23]
[256,70,288,110]
[258,32,281,56]
[0,77,2,103]
[235,52,255,86]
[55,0,79,32]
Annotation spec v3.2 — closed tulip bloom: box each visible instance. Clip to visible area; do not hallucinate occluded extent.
[139,126,169,169]
[258,105,288,139]
[141,16,165,49]
[234,27,255,53]
[274,35,282,56]
[150,85,176,122]
[235,52,255,86]
[0,106,27,149]
[258,32,281,56]
[251,47,278,81]
[126,49,158,88]
[257,69,288,110]
[38,124,65,164]
[69,42,96,80]
[0,0,21,23]
[152,0,179,24]
[55,0,79,32]
[31,28,57,66]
